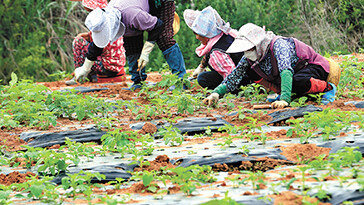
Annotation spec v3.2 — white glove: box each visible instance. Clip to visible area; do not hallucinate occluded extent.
[192,64,205,78]
[271,100,289,109]
[138,41,155,71]
[203,93,220,106]
[75,58,94,82]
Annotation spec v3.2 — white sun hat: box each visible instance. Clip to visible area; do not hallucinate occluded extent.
[226,23,266,53]
[85,7,125,48]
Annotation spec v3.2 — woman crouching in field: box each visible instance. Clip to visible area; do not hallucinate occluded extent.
[203,23,340,108]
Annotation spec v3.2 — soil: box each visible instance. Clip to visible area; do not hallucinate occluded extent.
[0,171,36,186]
[212,157,293,172]
[168,185,181,194]
[0,132,26,151]
[272,191,330,205]
[134,155,176,172]
[280,144,331,162]
[242,191,259,195]
[137,122,158,135]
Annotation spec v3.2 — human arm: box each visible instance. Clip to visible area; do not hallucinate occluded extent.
[271,39,295,108]
[77,32,91,42]
[203,57,249,106]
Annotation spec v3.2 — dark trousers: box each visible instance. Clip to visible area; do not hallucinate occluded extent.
[197,70,224,90]
[292,64,328,96]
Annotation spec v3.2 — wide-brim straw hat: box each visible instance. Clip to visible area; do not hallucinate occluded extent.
[173,12,180,36]
[85,7,125,48]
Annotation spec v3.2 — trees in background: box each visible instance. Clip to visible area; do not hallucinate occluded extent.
[0,0,362,83]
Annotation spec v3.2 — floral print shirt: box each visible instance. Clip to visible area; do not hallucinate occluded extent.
[222,38,299,93]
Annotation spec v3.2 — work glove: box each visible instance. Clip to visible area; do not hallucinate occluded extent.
[271,100,289,109]
[203,93,219,106]
[192,64,205,79]
[75,58,94,83]
[138,41,155,71]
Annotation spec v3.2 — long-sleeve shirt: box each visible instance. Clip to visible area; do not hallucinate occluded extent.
[109,0,158,37]
[221,38,299,93]
[208,50,236,78]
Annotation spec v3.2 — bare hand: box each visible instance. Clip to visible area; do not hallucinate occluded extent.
[77,32,90,42]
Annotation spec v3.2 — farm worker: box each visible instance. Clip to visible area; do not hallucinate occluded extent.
[66,0,126,85]
[80,0,186,91]
[203,23,341,108]
[184,6,245,90]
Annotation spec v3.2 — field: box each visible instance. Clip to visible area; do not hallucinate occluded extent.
[0,54,363,204]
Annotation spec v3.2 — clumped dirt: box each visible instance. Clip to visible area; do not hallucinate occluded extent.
[273,191,330,205]
[212,157,293,172]
[0,133,26,151]
[137,122,158,135]
[134,155,175,172]
[243,191,259,195]
[0,172,36,186]
[107,181,160,195]
[168,185,181,194]
[266,129,288,139]
[280,144,331,162]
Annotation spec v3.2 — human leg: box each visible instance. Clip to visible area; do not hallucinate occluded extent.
[156,1,186,79]
[123,35,146,85]
[292,64,334,104]
[197,70,224,90]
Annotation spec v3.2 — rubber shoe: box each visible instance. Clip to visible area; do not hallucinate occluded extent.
[168,84,188,91]
[123,83,142,91]
[65,77,77,86]
[267,93,280,102]
[321,83,337,105]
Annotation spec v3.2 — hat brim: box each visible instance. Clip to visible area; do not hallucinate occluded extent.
[183,9,200,30]
[226,37,255,53]
[111,22,125,43]
[92,22,111,48]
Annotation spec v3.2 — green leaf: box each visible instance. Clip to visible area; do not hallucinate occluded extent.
[76,106,86,121]
[142,174,154,187]
[9,72,18,87]
[30,184,44,199]
[147,185,157,193]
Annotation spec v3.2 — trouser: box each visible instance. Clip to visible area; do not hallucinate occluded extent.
[197,70,224,90]
[292,64,329,96]
[74,37,120,77]
[123,1,185,84]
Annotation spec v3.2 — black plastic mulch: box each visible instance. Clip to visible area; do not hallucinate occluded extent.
[268,105,323,124]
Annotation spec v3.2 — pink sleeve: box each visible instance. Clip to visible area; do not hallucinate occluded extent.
[208,50,236,78]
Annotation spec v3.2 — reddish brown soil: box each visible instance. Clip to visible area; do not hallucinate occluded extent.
[137,122,158,135]
[134,155,176,172]
[168,185,181,194]
[0,172,36,186]
[266,129,288,139]
[212,157,292,172]
[107,181,160,195]
[243,191,259,195]
[0,132,26,151]
[272,191,330,205]
[280,144,331,162]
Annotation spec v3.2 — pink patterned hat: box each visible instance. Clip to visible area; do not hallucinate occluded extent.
[82,0,107,10]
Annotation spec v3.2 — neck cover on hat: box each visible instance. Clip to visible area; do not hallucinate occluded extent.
[247,25,276,62]
[184,6,232,38]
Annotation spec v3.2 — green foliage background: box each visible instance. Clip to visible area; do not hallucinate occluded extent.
[0,0,362,83]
